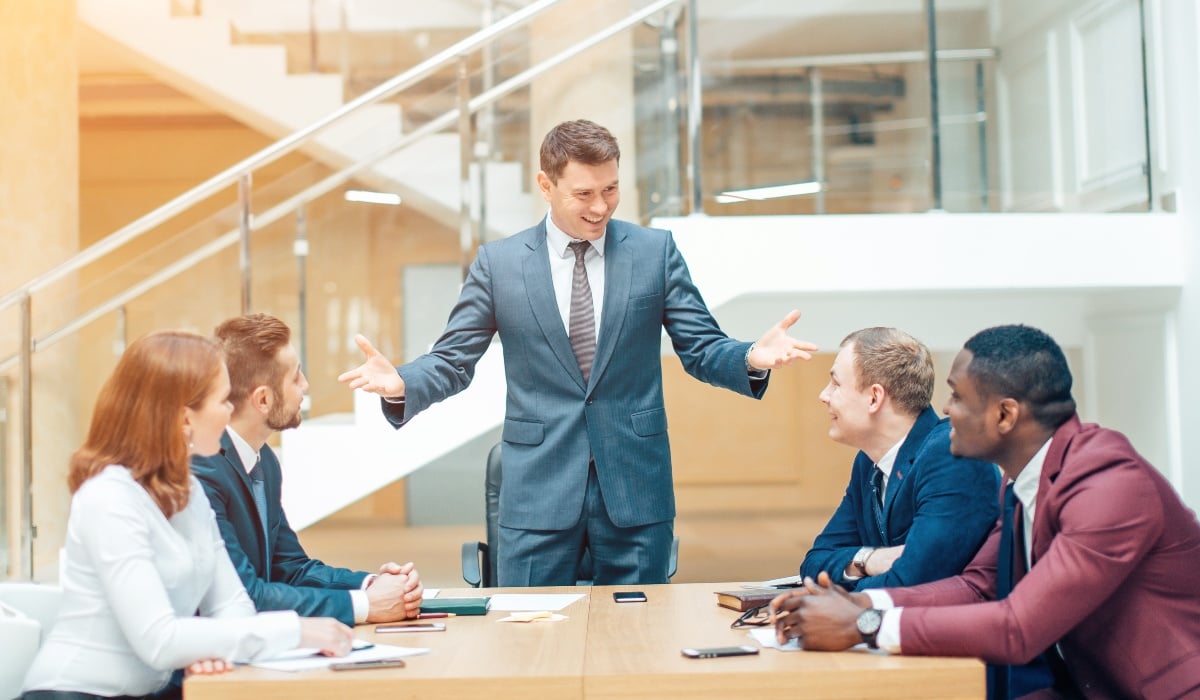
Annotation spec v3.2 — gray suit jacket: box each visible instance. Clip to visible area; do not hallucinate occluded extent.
[384,218,766,530]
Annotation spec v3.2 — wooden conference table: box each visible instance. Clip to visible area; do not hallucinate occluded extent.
[185,583,983,700]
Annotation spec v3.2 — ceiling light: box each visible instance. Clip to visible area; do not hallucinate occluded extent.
[715,181,822,203]
[344,189,402,206]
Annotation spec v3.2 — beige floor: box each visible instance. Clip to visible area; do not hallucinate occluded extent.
[298,510,830,588]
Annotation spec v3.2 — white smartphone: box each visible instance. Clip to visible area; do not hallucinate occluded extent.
[681,645,759,659]
[375,622,446,633]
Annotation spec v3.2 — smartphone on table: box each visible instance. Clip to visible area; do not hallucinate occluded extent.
[613,591,647,603]
[680,645,759,659]
[375,622,446,633]
[330,658,407,671]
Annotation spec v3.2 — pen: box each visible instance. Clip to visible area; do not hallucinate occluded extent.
[417,612,455,619]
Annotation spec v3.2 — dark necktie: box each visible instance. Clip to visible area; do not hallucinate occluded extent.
[248,457,271,577]
[568,240,596,382]
[869,466,887,539]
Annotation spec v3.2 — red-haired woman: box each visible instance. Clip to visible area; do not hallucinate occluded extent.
[22,331,352,700]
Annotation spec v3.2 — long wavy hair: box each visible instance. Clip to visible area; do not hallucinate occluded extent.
[68,330,223,517]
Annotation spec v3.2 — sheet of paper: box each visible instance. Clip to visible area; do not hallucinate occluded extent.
[249,642,429,672]
[747,627,802,652]
[423,588,440,599]
[486,593,585,612]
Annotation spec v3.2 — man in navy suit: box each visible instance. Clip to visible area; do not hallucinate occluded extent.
[774,325,1200,699]
[800,327,999,590]
[340,119,818,586]
[193,313,423,626]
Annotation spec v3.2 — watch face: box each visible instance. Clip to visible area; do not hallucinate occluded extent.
[856,608,883,635]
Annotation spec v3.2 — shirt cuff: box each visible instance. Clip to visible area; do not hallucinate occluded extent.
[383,396,406,405]
[864,589,895,609]
[878,609,903,653]
[350,589,370,624]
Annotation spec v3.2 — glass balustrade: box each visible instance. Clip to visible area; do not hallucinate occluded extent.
[1,0,1161,577]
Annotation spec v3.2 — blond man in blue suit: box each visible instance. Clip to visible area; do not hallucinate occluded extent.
[341,119,817,586]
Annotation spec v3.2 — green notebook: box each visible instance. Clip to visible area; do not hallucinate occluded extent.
[420,597,490,615]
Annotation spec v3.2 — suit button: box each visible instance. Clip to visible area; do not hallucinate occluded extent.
[585,399,594,406]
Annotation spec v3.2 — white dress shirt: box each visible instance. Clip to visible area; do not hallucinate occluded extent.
[845,436,907,581]
[23,465,301,697]
[545,212,605,342]
[225,426,372,623]
[865,439,1052,652]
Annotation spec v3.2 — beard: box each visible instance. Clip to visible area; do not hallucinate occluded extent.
[266,388,302,431]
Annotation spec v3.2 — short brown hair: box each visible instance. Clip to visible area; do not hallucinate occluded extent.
[214,313,291,407]
[840,327,934,417]
[539,119,620,182]
[69,330,222,517]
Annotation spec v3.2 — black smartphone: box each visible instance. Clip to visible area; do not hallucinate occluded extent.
[680,645,760,659]
[375,622,446,633]
[330,658,407,671]
[613,591,647,603]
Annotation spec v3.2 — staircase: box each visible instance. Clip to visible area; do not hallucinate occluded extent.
[78,0,535,234]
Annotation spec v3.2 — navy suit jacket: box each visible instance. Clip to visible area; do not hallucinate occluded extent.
[800,407,1000,590]
[192,432,367,626]
[383,218,766,530]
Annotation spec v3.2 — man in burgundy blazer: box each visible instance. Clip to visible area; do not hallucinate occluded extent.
[773,325,1200,699]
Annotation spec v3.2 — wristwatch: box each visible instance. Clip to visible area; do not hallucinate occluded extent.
[851,547,874,577]
[856,608,883,649]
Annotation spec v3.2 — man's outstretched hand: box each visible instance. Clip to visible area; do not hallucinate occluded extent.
[749,310,819,371]
[337,334,406,399]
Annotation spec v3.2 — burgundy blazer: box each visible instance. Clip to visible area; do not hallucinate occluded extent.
[886,416,1200,699]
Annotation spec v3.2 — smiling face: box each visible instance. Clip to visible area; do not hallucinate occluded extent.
[818,344,875,449]
[942,349,1000,460]
[537,159,620,241]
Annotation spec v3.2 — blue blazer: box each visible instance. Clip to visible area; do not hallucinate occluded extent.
[800,407,1000,590]
[384,219,766,530]
[192,432,367,625]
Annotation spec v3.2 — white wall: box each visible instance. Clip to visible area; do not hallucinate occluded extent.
[1158,0,1200,508]
[993,0,1148,212]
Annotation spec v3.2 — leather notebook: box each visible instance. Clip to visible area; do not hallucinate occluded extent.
[420,597,490,615]
[714,588,780,612]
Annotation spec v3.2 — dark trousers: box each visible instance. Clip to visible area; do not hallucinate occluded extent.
[497,463,673,586]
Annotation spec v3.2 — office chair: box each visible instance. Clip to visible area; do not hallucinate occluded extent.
[461,443,679,587]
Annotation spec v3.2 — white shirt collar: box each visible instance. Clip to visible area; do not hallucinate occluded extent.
[1012,437,1052,520]
[545,211,606,258]
[875,436,906,479]
[224,425,259,476]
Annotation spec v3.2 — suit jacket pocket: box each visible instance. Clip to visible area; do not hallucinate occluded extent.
[628,293,662,312]
[630,407,668,437]
[503,418,545,445]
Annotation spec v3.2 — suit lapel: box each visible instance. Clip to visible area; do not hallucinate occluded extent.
[523,222,588,391]
[588,222,631,391]
[1030,415,1082,563]
[880,406,939,520]
[218,432,271,574]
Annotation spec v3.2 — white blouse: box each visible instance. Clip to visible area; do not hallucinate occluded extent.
[23,465,301,697]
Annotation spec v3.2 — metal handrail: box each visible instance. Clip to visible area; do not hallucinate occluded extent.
[0,0,564,315]
[704,48,996,73]
[0,0,686,376]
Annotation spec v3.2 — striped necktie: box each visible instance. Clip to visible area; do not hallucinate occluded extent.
[568,240,596,382]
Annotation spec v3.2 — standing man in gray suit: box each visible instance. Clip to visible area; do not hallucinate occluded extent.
[340,119,817,586]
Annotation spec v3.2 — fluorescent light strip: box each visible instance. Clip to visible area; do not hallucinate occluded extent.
[344,189,402,206]
[716,181,822,203]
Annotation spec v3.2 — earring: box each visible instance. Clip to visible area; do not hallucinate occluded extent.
[186,428,194,450]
